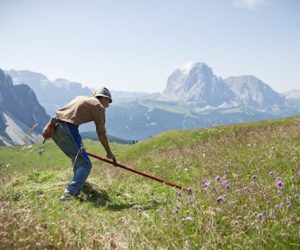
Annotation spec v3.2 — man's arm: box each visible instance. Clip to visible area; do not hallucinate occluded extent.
[98,133,117,164]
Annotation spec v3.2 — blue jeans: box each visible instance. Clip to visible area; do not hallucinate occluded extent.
[52,121,92,195]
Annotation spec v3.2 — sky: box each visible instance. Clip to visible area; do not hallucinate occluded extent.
[0,0,299,93]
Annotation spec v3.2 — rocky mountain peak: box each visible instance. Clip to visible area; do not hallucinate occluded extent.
[161,62,235,107]
[225,75,287,112]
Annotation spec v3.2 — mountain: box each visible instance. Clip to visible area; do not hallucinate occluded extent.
[0,69,50,146]
[6,64,300,141]
[159,62,290,114]
[160,62,236,107]
[283,89,300,112]
[7,70,159,116]
[225,75,288,113]
[7,70,92,116]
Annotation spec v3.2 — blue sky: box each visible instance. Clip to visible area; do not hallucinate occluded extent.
[0,0,299,92]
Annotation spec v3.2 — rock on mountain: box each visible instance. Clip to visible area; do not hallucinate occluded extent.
[225,75,288,113]
[0,69,50,146]
[161,62,236,108]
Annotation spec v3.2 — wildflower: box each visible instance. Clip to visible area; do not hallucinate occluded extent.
[217,195,225,203]
[201,179,210,188]
[186,187,193,194]
[222,180,231,189]
[276,178,283,190]
[236,215,243,220]
[215,175,221,181]
[252,175,257,181]
[274,204,280,209]
[268,171,274,177]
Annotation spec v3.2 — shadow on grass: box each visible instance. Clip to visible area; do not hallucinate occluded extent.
[81,182,111,207]
[81,182,160,211]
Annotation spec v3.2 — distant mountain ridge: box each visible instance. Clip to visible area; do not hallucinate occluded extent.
[160,62,289,113]
[8,70,92,116]
[7,69,156,116]
[5,63,300,141]
[0,69,50,146]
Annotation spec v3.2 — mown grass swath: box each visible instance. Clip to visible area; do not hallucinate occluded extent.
[0,116,299,249]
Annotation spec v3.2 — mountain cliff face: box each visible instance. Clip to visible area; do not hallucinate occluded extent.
[0,69,50,146]
[162,63,236,107]
[225,75,287,112]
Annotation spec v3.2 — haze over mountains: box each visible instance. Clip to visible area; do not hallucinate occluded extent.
[2,62,300,143]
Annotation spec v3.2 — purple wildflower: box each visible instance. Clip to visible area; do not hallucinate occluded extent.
[276,178,283,190]
[215,175,221,181]
[201,179,210,188]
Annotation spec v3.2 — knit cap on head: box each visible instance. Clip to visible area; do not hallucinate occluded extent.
[92,87,112,103]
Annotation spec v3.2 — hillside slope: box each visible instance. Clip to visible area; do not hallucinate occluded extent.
[0,116,299,249]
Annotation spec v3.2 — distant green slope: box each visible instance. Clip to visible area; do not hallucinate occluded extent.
[0,116,299,249]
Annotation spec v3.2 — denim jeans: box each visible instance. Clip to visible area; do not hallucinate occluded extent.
[52,121,92,195]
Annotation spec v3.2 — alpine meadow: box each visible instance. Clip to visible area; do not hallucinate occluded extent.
[0,116,299,249]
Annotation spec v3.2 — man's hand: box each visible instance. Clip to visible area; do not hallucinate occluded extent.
[106,151,117,166]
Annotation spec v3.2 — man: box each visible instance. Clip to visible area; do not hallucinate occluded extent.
[52,87,116,201]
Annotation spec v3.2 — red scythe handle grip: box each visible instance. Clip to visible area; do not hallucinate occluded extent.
[86,152,189,192]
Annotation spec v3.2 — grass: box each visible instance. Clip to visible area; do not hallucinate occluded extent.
[0,116,300,249]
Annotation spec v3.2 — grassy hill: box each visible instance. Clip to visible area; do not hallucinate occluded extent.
[0,116,299,249]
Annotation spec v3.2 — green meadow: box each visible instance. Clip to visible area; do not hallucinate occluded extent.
[0,116,299,249]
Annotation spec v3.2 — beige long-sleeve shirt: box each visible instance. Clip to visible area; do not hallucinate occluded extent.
[56,96,106,135]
